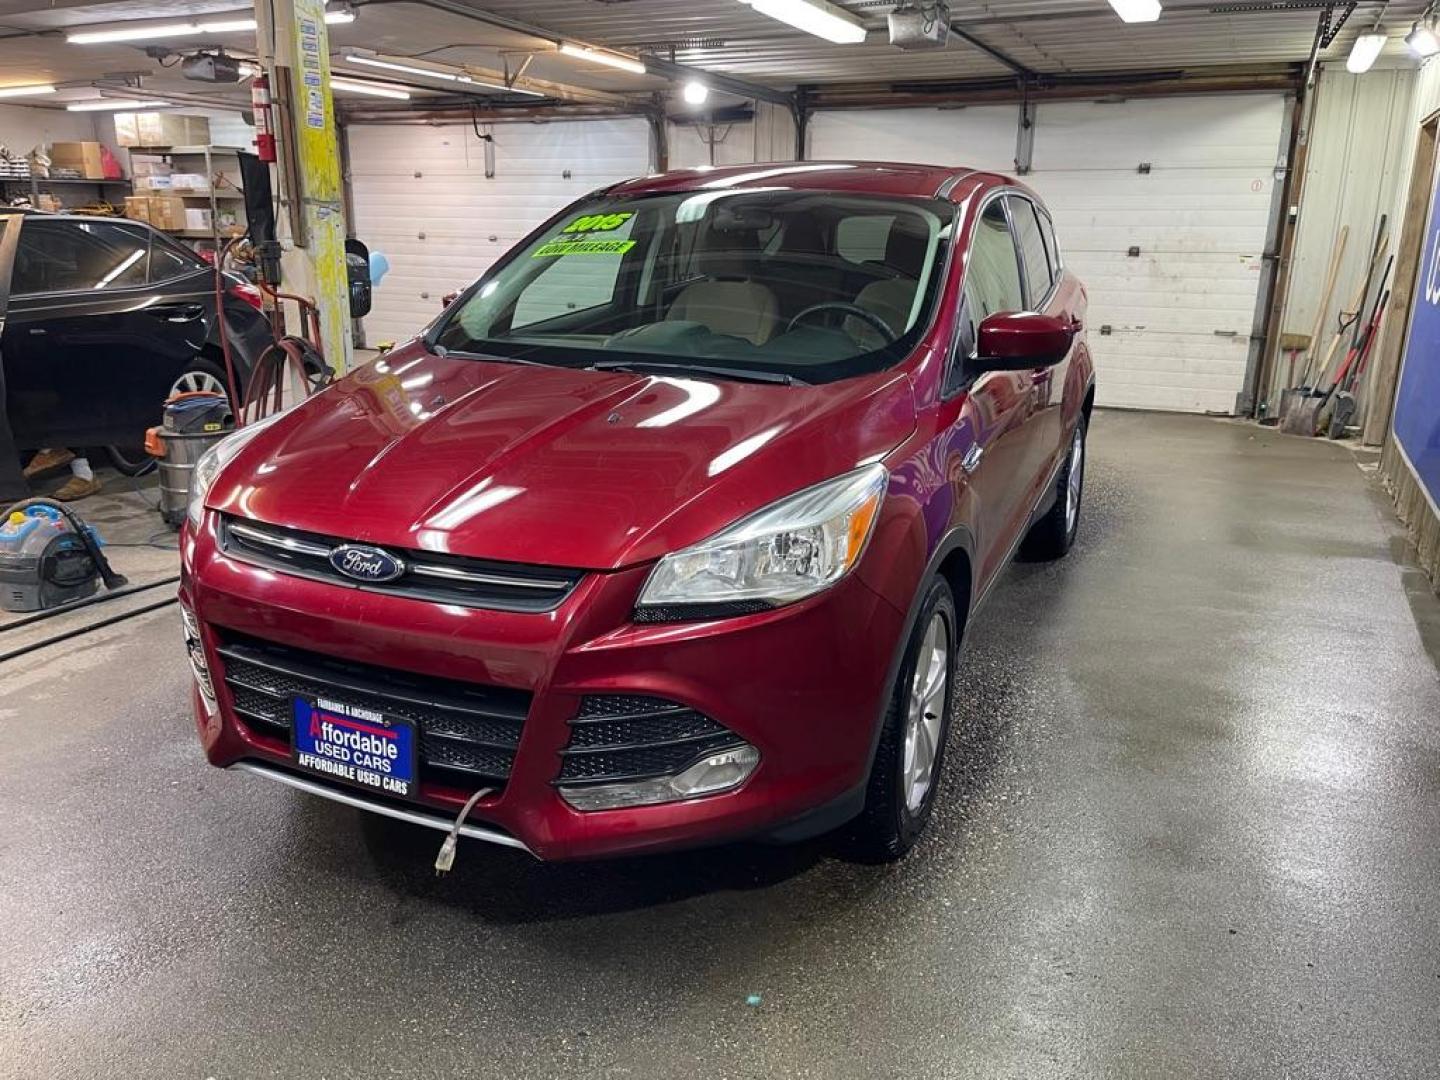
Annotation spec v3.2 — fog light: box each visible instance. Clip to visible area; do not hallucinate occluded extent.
[559,745,760,812]
[179,602,216,711]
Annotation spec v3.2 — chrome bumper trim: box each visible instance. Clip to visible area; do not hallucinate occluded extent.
[230,761,534,856]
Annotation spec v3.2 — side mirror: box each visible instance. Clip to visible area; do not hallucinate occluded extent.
[345,238,373,319]
[976,311,1073,371]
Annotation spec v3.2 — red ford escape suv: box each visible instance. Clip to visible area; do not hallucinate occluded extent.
[180,162,1094,862]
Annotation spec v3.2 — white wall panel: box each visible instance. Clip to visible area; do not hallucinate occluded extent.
[349,118,651,343]
[811,95,1287,413]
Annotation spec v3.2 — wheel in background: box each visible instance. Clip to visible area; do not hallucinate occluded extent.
[105,358,235,476]
[1021,414,1087,561]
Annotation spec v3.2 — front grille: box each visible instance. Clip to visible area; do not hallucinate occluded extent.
[215,631,531,787]
[558,695,745,787]
[219,515,583,613]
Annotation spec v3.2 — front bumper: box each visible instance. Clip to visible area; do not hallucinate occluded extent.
[183,514,906,861]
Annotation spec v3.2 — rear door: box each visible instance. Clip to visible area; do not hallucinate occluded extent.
[4,218,207,447]
[1007,194,1074,493]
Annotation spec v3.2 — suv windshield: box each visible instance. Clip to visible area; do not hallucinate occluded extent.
[432,190,955,384]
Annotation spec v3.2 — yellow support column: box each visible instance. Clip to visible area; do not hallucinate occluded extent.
[255,0,352,372]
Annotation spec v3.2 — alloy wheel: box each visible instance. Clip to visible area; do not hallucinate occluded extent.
[902,612,950,813]
[171,369,227,397]
[1065,425,1085,535]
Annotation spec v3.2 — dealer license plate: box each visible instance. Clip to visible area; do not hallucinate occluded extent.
[291,695,418,800]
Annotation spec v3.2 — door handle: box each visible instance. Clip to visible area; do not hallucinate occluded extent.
[147,303,206,323]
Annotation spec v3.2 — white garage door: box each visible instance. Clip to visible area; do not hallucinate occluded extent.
[811,96,1287,413]
[348,118,652,344]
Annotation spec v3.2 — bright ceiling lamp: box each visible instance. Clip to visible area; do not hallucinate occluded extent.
[741,0,866,44]
[68,7,352,45]
[682,79,709,105]
[0,84,56,98]
[1107,0,1161,22]
[331,76,410,100]
[1406,16,1440,58]
[342,52,544,97]
[557,43,647,74]
[67,98,169,111]
[1347,31,1388,73]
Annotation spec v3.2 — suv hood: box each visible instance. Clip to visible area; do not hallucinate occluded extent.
[209,346,918,570]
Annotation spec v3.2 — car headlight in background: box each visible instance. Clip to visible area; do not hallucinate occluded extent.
[636,462,887,618]
[186,410,288,527]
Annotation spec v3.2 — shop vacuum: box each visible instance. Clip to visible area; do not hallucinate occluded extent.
[0,499,127,613]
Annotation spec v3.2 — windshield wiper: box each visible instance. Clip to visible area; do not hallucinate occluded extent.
[429,343,550,368]
[588,359,803,386]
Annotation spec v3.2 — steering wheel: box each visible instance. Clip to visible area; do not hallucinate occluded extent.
[787,301,897,343]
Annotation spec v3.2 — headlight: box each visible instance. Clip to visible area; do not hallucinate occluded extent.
[185,410,287,527]
[636,463,887,618]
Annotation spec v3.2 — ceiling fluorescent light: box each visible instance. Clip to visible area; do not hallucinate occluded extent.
[557,43,647,74]
[1406,17,1440,58]
[0,84,56,98]
[67,98,169,111]
[68,8,351,45]
[343,53,543,96]
[1107,0,1162,23]
[1347,31,1388,73]
[330,77,410,100]
[741,0,866,44]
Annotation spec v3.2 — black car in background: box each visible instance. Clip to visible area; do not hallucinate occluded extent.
[0,210,274,471]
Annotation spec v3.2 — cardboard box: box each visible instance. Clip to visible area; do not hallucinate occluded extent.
[47,141,105,179]
[134,175,173,192]
[184,207,213,231]
[123,195,151,223]
[131,159,173,178]
[121,112,211,148]
[145,195,187,231]
[169,173,210,193]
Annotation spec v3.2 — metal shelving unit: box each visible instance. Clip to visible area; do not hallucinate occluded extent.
[0,175,131,207]
[126,144,248,248]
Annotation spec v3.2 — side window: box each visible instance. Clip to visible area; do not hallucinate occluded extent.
[1009,197,1053,307]
[12,220,149,295]
[148,235,205,283]
[511,212,637,329]
[836,214,895,264]
[1038,208,1062,279]
[966,199,1025,321]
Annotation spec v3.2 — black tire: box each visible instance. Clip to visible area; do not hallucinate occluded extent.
[1021,414,1087,561]
[104,358,235,476]
[845,575,959,863]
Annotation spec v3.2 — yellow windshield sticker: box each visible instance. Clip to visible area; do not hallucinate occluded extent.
[534,238,636,257]
[562,212,633,234]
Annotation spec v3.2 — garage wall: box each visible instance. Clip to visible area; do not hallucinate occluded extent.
[1273,66,1413,409]
[348,117,652,344]
[811,97,1288,414]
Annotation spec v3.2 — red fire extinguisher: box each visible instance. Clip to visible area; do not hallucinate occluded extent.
[252,73,276,163]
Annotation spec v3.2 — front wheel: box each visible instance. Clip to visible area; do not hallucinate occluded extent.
[845,576,958,862]
[1021,415,1087,561]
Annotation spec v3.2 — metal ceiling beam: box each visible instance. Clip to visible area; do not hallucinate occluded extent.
[948,24,1035,78]
[359,0,795,106]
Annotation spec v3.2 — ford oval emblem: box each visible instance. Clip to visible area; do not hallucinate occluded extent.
[328,544,406,583]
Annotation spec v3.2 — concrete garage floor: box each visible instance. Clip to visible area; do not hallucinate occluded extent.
[2,411,1438,1080]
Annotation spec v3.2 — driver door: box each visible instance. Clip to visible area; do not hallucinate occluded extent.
[940,198,1035,591]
